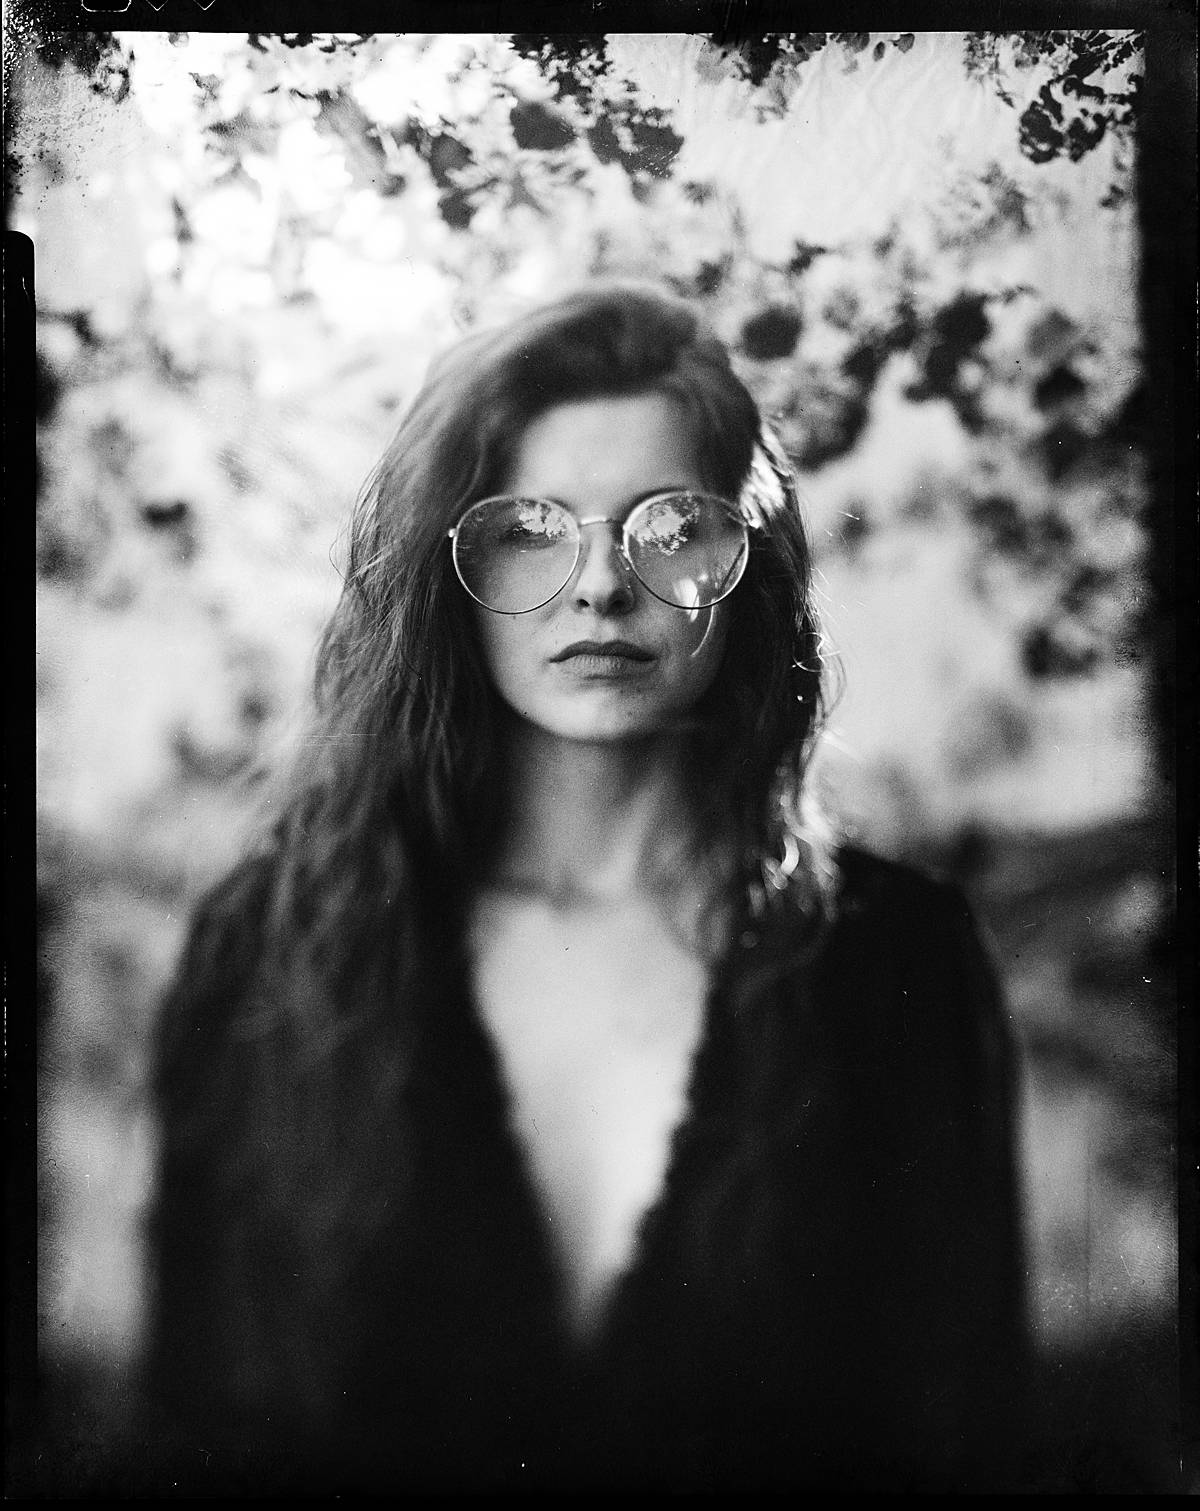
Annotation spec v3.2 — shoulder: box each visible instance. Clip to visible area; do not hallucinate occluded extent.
[813,843,1016,1098]
[169,849,277,989]
[736,844,990,1009]
[832,842,975,929]
[820,843,996,984]
[155,850,280,1092]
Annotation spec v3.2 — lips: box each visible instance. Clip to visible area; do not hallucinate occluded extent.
[551,640,655,663]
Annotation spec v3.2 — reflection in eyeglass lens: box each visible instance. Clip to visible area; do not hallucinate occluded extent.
[633,496,700,556]
[629,495,745,606]
[492,498,570,550]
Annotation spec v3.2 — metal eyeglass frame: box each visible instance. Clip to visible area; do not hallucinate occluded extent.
[446,490,751,615]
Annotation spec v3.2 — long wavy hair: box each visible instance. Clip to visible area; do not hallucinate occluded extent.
[151,284,833,1414]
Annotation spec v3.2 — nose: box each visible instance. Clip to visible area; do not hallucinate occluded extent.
[570,521,636,614]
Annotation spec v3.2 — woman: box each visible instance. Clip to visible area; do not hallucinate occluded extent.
[145,285,1029,1492]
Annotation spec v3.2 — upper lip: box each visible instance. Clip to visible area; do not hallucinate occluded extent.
[551,639,655,662]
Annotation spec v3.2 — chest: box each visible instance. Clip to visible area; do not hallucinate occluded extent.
[468,893,710,1339]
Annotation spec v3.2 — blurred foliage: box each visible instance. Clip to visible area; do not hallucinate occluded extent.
[964,31,1140,189]
[20,29,1147,682]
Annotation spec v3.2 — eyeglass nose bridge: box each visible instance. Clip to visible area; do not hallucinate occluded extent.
[569,514,638,596]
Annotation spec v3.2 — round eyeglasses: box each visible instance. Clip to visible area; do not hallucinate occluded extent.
[448,491,750,615]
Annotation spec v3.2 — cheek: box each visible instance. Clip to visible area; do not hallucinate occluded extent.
[662,610,731,700]
[473,610,537,696]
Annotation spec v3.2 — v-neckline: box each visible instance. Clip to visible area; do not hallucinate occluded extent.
[456,923,733,1359]
[576,971,726,1353]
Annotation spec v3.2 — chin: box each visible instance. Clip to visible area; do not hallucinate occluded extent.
[538,716,668,746]
[511,697,679,746]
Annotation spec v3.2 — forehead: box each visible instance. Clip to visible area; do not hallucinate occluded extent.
[501,391,705,501]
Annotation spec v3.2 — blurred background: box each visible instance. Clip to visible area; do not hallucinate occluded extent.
[11,27,1181,1491]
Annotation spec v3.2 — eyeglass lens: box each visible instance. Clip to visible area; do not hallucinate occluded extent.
[453,493,748,614]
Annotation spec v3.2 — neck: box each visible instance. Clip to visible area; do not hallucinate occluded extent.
[488,718,700,906]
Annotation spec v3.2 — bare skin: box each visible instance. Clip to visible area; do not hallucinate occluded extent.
[469,725,719,1344]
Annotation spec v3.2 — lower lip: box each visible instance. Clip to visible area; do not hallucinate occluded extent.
[555,653,655,679]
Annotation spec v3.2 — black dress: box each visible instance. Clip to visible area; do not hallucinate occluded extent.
[143,846,1030,1493]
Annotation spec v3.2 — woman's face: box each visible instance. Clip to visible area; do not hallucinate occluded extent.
[470,391,733,745]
